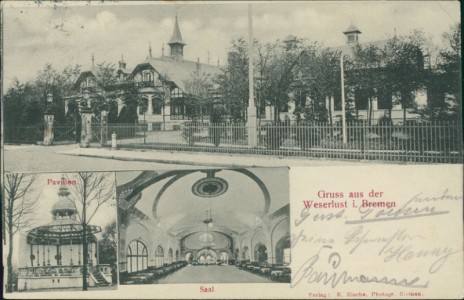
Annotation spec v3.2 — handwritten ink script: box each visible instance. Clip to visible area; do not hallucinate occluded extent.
[290,166,464,298]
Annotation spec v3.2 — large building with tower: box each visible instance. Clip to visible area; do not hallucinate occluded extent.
[66,17,436,129]
[67,15,222,131]
[282,24,429,125]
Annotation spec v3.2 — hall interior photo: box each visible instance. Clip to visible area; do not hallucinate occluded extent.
[117,168,291,284]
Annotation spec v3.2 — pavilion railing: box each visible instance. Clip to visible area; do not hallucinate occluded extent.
[18,265,84,277]
[18,264,111,278]
[93,121,463,164]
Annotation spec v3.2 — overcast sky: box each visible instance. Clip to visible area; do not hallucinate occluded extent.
[2,1,460,90]
[29,172,117,232]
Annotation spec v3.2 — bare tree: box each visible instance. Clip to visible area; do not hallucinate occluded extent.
[4,173,38,293]
[65,172,115,291]
[184,71,215,122]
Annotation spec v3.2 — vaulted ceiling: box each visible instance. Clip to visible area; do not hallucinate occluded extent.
[117,168,289,239]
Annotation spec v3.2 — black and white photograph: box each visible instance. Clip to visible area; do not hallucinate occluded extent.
[3,172,118,293]
[2,1,461,174]
[1,0,463,299]
[116,168,290,284]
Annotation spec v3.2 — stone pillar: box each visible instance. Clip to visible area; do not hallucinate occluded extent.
[64,99,69,115]
[117,98,124,116]
[80,109,93,148]
[147,95,153,116]
[372,97,378,110]
[112,132,117,150]
[100,110,108,146]
[147,96,153,132]
[43,113,54,145]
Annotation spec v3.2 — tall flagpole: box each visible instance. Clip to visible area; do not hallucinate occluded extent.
[247,3,257,147]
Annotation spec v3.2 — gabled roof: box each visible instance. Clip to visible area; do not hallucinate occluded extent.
[132,57,221,92]
[168,17,186,45]
[73,69,97,89]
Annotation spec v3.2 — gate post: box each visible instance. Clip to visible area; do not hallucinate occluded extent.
[43,114,54,145]
[100,110,108,146]
[111,132,117,150]
[43,93,54,145]
[80,108,93,148]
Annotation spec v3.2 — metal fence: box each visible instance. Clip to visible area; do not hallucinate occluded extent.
[3,126,44,144]
[95,121,462,164]
[54,125,79,143]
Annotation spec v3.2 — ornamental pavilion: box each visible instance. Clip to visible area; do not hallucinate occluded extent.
[17,178,112,291]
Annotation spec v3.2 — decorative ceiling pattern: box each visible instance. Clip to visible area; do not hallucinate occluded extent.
[117,168,289,238]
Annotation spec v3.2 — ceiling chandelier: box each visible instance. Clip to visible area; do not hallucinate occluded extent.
[201,206,215,248]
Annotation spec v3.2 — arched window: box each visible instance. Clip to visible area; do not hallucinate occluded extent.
[168,248,173,264]
[254,243,268,263]
[127,240,148,273]
[275,236,291,265]
[170,88,184,116]
[152,97,162,115]
[139,98,148,115]
[242,246,249,261]
[155,245,164,267]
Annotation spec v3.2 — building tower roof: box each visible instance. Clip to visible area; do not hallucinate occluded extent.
[168,16,186,45]
[51,176,77,214]
[343,24,362,34]
[283,34,297,43]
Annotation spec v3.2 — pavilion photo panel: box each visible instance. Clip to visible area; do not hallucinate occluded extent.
[116,167,291,284]
[3,172,118,293]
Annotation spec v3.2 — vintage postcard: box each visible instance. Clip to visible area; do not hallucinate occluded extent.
[2,0,462,299]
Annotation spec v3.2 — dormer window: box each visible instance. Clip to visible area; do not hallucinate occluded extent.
[86,77,95,87]
[142,71,152,82]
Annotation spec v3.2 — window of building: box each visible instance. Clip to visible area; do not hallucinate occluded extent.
[170,99,184,116]
[170,88,184,116]
[152,99,162,115]
[400,91,415,109]
[143,71,152,82]
[155,245,164,267]
[334,92,342,111]
[280,103,289,113]
[283,248,291,264]
[242,246,249,261]
[127,240,148,274]
[86,77,95,88]
[427,77,446,108]
[377,87,393,110]
[254,243,268,263]
[168,248,173,264]
[354,89,369,110]
[139,98,148,115]
[171,88,183,98]
[347,34,357,43]
[275,236,291,265]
